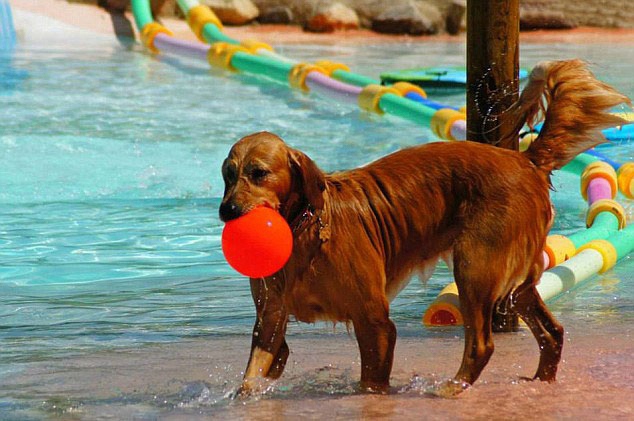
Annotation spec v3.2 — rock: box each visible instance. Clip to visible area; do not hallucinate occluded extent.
[257,5,294,24]
[345,0,393,28]
[304,2,360,33]
[371,1,439,35]
[445,0,466,35]
[96,0,126,13]
[150,0,178,17]
[414,1,442,31]
[520,8,577,30]
[95,0,177,16]
[202,0,260,25]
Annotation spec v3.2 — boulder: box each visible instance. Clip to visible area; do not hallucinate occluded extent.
[371,1,439,35]
[150,0,178,17]
[202,0,260,25]
[304,2,360,32]
[257,5,294,24]
[520,8,577,30]
[415,1,442,32]
[95,0,178,16]
[445,0,466,35]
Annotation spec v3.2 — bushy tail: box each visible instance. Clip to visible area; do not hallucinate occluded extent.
[510,60,631,172]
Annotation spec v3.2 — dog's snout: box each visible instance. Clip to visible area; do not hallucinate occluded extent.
[219,201,243,222]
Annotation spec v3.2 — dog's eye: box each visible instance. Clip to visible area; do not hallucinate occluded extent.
[250,168,269,181]
[223,166,237,183]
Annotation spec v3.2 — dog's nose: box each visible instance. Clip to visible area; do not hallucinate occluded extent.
[219,202,243,222]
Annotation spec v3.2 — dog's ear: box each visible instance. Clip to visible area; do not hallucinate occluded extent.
[289,149,326,211]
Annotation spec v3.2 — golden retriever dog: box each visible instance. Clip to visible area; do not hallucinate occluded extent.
[219,60,630,396]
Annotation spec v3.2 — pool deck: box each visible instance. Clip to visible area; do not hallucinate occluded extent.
[11,0,634,46]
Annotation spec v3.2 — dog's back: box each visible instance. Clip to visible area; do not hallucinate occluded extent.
[324,141,551,295]
[318,142,552,308]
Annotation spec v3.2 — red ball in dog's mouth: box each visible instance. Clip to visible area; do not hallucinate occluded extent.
[222,207,293,278]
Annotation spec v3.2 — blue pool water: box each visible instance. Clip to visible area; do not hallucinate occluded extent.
[1,14,634,418]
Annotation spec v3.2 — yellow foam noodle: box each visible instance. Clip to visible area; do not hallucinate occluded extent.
[544,234,576,268]
[288,63,328,92]
[422,282,463,326]
[586,199,627,229]
[580,161,618,201]
[614,112,634,122]
[391,81,427,98]
[187,4,223,42]
[140,22,173,54]
[241,39,273,54]
[519,132,538,152]
[208,42,249,71]
[314,60,350,76]
[430,108,465,141]
[617,162,634,199]
[358,84,400,114]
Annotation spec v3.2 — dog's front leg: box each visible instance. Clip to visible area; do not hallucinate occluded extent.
[240,276,289,396]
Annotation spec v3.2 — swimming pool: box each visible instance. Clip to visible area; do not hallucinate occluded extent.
[1,11,634,419]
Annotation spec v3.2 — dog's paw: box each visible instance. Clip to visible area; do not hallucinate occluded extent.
[516,373,557,384]
[427,379,470,398]
[234,377,276,400]
[358,381,390,395]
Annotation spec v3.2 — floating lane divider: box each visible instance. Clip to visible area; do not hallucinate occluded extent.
[423,152,634,326]
[131,0,468,141]
[178,0,632,142]
[135,0,633,144]
[177,0,460,112]
[177,0,469,139]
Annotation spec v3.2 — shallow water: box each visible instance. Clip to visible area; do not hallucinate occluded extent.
[1,13,634,419]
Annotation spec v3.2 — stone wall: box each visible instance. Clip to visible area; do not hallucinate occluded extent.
[521,0,634,28]
[410,0,633,29]
[253,0,634,30]
[76,0,634,30]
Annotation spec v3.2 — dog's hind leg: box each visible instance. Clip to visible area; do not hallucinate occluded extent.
[448,244,501,392]
[512,268,564,382]
[452,286,495,387]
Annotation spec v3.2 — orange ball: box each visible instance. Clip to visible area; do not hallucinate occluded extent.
[221,207,293,278]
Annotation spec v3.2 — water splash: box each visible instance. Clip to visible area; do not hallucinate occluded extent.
[400,373,470,397]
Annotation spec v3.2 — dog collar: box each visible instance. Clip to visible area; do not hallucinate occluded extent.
[290,205,330,242]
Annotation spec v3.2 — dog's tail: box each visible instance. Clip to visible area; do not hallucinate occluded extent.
[510,60,631,173]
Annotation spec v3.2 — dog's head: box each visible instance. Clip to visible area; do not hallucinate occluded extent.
[219,132,326,222]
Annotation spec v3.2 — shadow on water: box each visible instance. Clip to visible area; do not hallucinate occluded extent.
[0,55,28,93]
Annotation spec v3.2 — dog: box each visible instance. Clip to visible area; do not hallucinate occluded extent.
[219,60,630,396]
